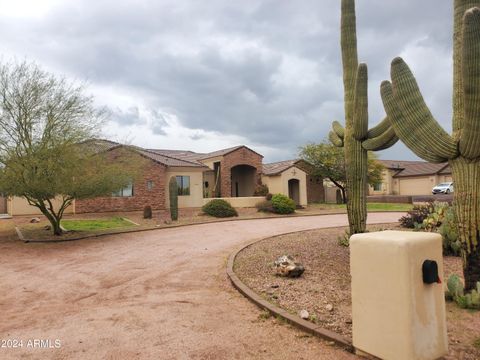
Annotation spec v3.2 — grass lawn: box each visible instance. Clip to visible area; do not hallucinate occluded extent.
[307,202,413,212]
[17,217,137,241]
[61,217,135,231]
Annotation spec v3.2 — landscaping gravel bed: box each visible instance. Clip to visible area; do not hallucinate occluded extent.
[234,224,480,360]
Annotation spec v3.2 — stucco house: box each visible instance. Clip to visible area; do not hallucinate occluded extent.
[369,160,452,196]
[2,140,324,216]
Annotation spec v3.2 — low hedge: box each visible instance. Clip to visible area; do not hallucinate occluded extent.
[271,194,296,214]
[202,199,238,218]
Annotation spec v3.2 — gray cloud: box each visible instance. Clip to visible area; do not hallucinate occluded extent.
[0,0,458,161]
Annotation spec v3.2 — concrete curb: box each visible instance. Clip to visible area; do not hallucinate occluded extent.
[19,211,405,244]
[226,229,356,352]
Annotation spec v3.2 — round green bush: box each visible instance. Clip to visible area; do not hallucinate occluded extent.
[202,199,238,218]
[271,194,296,214]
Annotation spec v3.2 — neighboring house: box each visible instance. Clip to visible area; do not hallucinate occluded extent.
[369,160,452,196]
[3,140,324,215]
[262,159,324,206]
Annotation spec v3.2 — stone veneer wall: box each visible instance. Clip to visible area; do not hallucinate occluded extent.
[75,150,166,213]
[306,175,325,203]
[220,147,263,197]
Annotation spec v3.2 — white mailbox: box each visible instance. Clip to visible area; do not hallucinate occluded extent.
[350,231,448,360]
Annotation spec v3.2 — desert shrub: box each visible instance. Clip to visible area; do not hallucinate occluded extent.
[143,205,152,219]
[265,193,273,201]
[253,184,269,196]
[202,199,238,218]
[256,200,273,213]
[399,202,434,229]
[400,201,460,256]
[271,194,296,214]
[337,230,350,247]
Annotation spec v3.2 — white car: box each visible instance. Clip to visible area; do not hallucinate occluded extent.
[432,182,454,195]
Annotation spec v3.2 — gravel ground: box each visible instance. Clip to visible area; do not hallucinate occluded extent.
[234,224,480,360]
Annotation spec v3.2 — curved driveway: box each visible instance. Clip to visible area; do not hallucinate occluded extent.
[0,212,404,359]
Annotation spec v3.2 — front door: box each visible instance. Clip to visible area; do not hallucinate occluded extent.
[288,179,300,205]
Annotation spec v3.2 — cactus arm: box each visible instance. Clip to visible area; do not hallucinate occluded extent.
[381,81,449,163]
[353,64,369,140]
[460,8,480,159]
[389,58,459,160]
[332,120,345,139]
[329,130,344,147]
[362,126,398,151]
[366,116,390,139]
[453,1,480,135]
[341,0,358,128]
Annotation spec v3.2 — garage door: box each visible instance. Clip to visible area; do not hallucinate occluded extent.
[398,178,433,196]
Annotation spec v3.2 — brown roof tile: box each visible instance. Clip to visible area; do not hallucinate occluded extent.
[263,159,299,176]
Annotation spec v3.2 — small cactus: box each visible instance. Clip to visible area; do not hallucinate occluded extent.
[447,274,464,299]
[446,274,480,309]
[169,176,178,221]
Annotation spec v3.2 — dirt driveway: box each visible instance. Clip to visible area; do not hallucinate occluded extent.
[0,213,403,359]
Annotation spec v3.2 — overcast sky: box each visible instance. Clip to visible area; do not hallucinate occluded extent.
[0,0,455,162]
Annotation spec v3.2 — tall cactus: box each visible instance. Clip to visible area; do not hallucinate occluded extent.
[381,1,480,290]
[329,0,398,234]
[169,176,178,221]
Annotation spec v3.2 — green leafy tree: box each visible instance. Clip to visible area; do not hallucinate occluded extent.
[0,61,137,235]
[299,141,384,204]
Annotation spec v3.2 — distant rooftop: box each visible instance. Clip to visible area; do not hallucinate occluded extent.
[379,160,450,178]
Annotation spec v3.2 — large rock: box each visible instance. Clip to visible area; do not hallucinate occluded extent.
[274,255,305,278]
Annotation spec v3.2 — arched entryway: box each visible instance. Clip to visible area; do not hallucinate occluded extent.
[288,179,300,205]
[231,165,256,197]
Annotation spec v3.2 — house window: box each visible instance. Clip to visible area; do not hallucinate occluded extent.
[147,180,154,190]
[112,181,133,197]
[176,176,190,196]
[373,182,382,191]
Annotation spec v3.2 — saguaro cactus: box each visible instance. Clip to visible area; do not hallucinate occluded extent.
[169,176,178,221]
[381,1,480,290]
[329,0,398,234]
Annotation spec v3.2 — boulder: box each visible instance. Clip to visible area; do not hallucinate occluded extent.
[299,310,309,319]
[30,217,40,223]
[274,255,305,278]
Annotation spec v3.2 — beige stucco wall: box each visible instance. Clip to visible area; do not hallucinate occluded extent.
[262,166,307,206]
[370,170,454,196]
[350,231,448,359]
[368,169,393,195]
[8,196,75,216]
[165,167,205,208]
[203,170,216,198]
[199,156,222,170]
[202,196,263,208]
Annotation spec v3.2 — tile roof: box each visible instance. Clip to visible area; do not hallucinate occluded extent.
[262,159,300,176]
[135,149,207,168]
[87,140,264,168]
[85,139,207,168]
[379,160,451,178]
[148,145,263,162]
[80,139,121,154]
